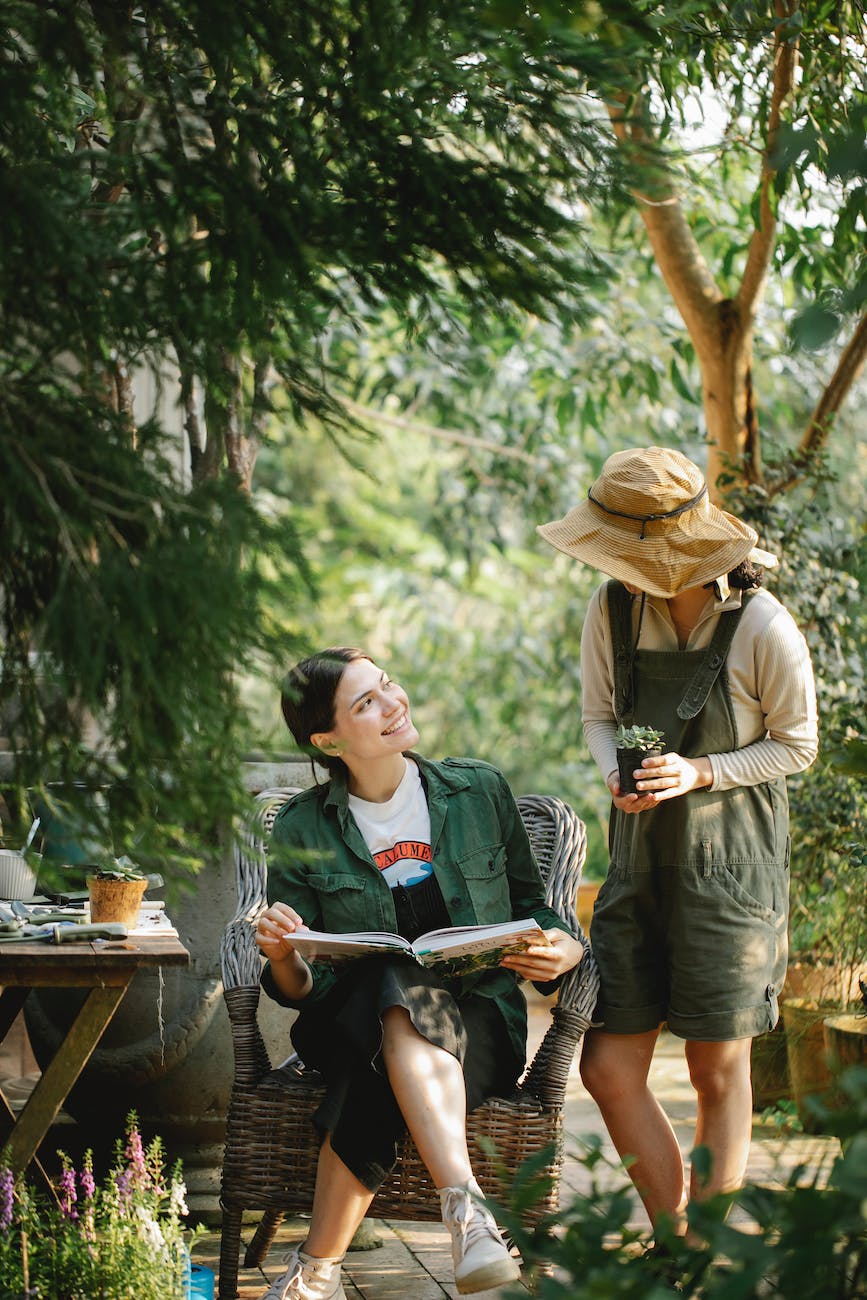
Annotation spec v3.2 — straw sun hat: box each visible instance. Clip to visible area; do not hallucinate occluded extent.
[537,446,777,599]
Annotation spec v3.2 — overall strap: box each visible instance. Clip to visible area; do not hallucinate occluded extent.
[676,595,752,721]
[606,580,636,725]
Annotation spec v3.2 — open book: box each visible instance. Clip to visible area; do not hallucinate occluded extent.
[284,918,550,977]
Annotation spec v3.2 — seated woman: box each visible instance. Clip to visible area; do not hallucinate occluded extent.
[255,647,583,1300]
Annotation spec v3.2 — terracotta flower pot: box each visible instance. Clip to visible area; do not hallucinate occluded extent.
[781,997,843,1132]
[783,959,860,1006]
[87,876,147,927]
[616,746,663,795]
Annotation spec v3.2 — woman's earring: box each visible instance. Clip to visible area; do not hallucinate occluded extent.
[312,734,346,755]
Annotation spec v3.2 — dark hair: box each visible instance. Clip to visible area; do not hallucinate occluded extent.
[281,647,371,775]
[727,559,765,590]
[704,559,765,594]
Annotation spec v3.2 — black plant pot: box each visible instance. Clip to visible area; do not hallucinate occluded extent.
[616,746,663,795]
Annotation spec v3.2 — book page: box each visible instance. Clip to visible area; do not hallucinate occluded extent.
[412,919,550,977]
[412,918,548,952]
[285,929,413,964]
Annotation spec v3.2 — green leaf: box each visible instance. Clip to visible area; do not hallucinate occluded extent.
[669,358,695,403]
[789,304,841,351]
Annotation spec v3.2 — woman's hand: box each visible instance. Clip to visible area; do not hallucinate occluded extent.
[500,927,583,982]
[607,752,712,813]
[255,902,313,1000]
[256,901,308,959]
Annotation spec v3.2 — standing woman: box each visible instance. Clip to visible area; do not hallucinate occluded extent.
[255,648,583,1300]
[537,446,818,1240]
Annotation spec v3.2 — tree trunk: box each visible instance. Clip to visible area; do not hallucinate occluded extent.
[606,2,800,500]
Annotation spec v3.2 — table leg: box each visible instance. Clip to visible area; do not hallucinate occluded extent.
[1,982,130,1177]
[0,1085,55,1195]
[0,987,37,1162]
[0,987,30,1043]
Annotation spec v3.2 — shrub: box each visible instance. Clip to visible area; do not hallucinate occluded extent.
[0,1114,196,1300]
[497,1067,867,1299]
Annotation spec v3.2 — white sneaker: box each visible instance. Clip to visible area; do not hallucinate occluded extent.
[260,1247,346,1300]
[439,1181,521,1295]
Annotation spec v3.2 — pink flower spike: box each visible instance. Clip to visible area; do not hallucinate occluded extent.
[58,1162,78,1221]
[79,1153,96,1202]
[0,1167,14,1229]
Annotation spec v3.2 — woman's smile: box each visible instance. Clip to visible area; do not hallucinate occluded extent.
[382,712,410,736]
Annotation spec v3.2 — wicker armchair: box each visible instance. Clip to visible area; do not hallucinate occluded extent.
[217,788,600,1300]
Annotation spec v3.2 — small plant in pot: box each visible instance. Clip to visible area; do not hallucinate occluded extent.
[86,854,148,927]
[615,724,666,795]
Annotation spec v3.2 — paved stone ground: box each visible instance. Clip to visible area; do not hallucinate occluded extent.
[194,999,841,1299]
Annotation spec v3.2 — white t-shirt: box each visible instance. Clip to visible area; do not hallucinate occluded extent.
[347,758,433,889]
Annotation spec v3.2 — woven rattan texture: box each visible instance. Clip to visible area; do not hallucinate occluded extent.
[217,790,600,1299]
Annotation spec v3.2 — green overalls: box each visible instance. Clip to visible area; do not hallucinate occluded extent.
[590,581,789,1041]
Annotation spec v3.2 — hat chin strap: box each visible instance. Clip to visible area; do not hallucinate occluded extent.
[588,484,708,540]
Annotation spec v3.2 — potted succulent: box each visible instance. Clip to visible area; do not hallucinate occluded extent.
[615,724,666,795]
[86,854,148,927]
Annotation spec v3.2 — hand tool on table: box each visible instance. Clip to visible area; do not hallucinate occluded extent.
[0,921,128,943]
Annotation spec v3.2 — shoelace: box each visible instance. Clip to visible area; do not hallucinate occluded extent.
[270,1251,303,1298]
[441,1189,499,1248]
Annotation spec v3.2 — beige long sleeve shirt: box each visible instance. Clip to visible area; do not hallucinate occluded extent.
[581,582,819,793]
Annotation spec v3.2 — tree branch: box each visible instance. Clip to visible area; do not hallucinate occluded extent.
[768,310,867,497]
[607,95,723,357]
[736,0,799,319]
[341,399,537,464]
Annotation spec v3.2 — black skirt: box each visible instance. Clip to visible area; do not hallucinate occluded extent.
[290,956,523,1192]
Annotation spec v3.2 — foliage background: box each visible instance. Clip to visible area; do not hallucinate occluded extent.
[1,1,865,896]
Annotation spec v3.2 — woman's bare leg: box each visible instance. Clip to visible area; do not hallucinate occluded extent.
[304,1003,511,1259]
[303,1135,376,1258]
[580,1027,687,1231]
[685,1037,753,1201]
[379,1004,475,1188]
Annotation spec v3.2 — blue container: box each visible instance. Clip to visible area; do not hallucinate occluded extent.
[180,1248,215,1300]
[189,1264,216,1300]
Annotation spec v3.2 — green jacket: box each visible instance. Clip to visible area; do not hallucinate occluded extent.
[263,754,571,1062]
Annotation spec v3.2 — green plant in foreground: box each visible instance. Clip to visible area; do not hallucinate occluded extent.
[494,1067,866,1299]
[615,725,666,753]
[0,1113,197,1299]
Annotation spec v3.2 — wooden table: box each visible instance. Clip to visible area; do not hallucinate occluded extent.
[0,934,189,1186]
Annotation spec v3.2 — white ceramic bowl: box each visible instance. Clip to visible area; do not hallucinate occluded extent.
[0,850,37,901]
